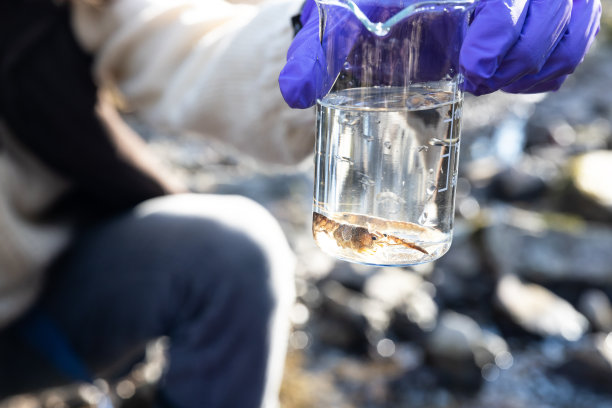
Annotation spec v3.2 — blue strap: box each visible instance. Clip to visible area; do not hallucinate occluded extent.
[17,308,93,384]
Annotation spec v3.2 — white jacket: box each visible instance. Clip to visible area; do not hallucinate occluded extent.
[72,0,314,164]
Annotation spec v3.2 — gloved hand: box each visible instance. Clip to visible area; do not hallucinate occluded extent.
[461,0,602,95]
[278,0,323,108]
[278,0,602,108]
[279,0,376,108]
[278,0,467,108]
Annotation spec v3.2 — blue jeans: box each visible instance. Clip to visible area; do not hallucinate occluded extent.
[0,194,296,408]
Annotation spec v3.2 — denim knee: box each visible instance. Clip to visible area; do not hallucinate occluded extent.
[134,194,296,408]
[133,193,296,329]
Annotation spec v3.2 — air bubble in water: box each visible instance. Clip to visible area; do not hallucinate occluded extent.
[343,61,351,70]
[383,141,392,150]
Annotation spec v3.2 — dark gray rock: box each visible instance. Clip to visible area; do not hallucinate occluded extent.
[484,206,612,285]
[314,280,388,353]
[363,268,437,331]
[489,163,548,202]
[553,333,612,395]
[432,236,494,310]
[424,311,512,392]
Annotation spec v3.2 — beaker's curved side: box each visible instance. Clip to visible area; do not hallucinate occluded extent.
[315,0,477,36]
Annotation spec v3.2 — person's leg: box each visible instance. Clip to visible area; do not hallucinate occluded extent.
[0,193,295,408]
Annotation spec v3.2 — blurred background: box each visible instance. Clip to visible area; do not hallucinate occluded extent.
[2,1,612,407]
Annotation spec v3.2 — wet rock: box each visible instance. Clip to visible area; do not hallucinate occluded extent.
[390,373,457,408]
[462,93,544,139]
[527,44,612,133]
[295,277,324,309]
[465,150,564,204]
[489,165,548,202]
[566,150,612,220]
[464,156,505,191]
[363,268,437,331]
[484,206,612,285]
[475,343,612,408]
[553,333,612,395]
[430,265,482,311]
[364,269,438,341]
[384,341,425,372]
[360,269,438,341]
[474,330,514,372]
[495,274,589,341]
[314,280,388,353]
[427,311,481,359]
[435,235,481,279]
[424,311,512,392]
[487,147,567,202]
[578,289,612,333]
[325,261,378,292]
[526,114,611,154]
[432,237,495,310]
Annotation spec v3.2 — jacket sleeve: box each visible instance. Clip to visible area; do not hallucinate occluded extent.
[70,0,315,166]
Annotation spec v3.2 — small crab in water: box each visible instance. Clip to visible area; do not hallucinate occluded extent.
[312,211,428,255]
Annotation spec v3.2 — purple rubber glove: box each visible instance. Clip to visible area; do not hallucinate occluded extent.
[278,0,368,108]
[279,0,601,107]
[461,0,602,95]
[278,0,466,108]
[278,0,323,108]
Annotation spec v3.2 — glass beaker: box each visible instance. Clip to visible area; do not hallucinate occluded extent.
[312,0,476,266]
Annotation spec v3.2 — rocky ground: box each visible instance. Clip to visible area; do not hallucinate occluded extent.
[271,41,612,408]
[3,14,612,408]
[176,42,612,408]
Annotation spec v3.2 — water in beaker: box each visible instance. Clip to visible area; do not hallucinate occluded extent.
[313,82,461,265]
